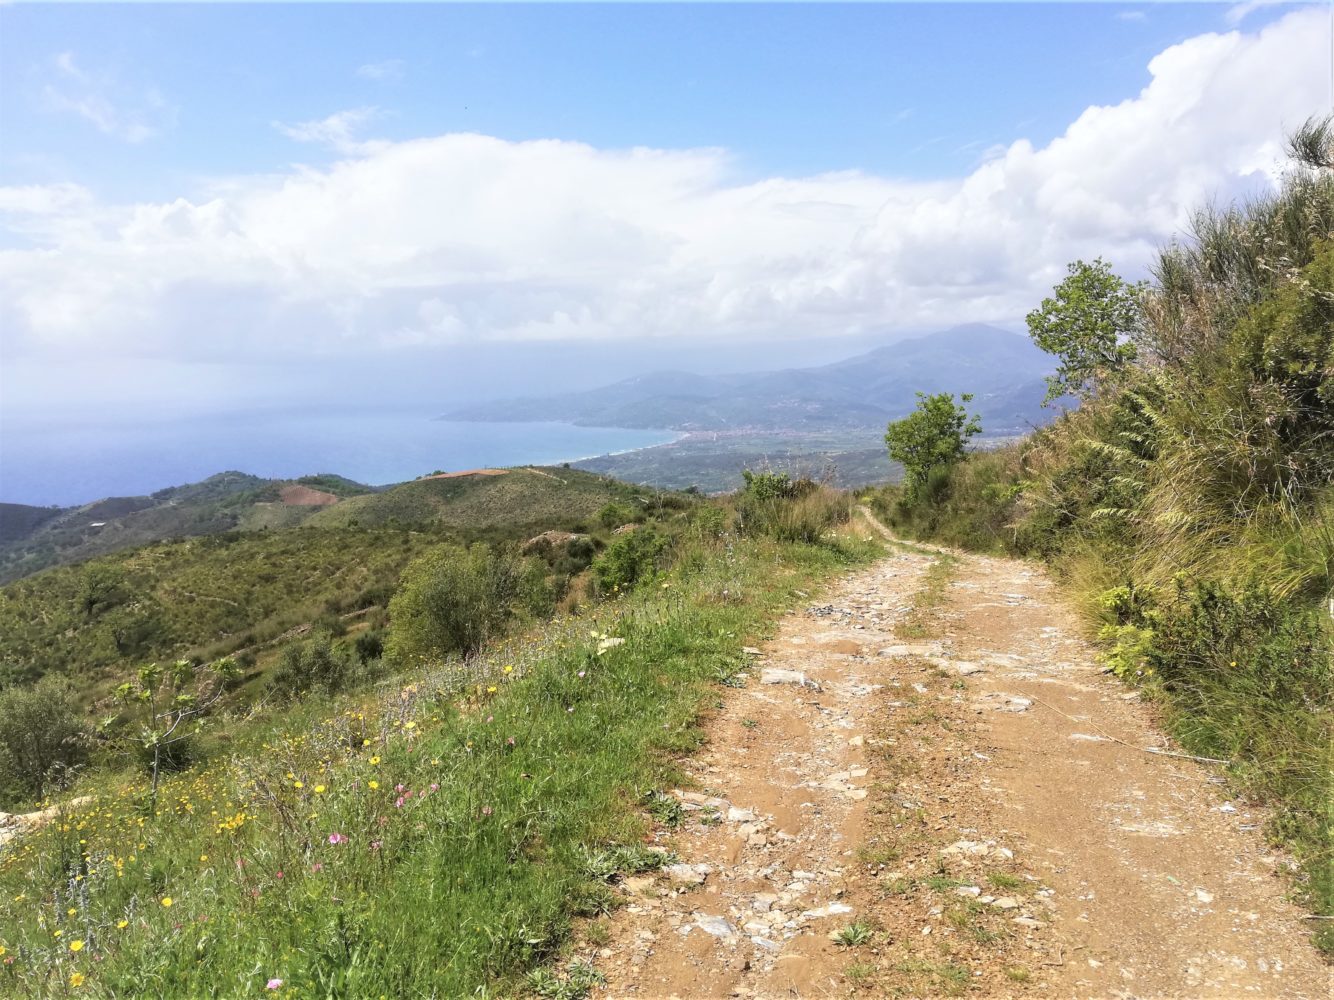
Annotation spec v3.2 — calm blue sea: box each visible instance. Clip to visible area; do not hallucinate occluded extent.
[0,411,676,507]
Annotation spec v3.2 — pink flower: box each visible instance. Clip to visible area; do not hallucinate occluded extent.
[577,670,586,678]
[394,796,405,809]
[327,832,344,845]
[370,840,382,852]
[429,783,439,792]
[267,978,283,990]
[506,737,515,746]
[394,784,406,793]
[275,871,283,880]
[311,863,323,873]
[481,805,493,816]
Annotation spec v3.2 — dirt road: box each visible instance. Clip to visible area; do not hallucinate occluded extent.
[587,514,1330,998]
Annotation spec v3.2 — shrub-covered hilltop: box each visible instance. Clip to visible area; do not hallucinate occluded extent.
[0,463,867,996]
[876,118,1334,952]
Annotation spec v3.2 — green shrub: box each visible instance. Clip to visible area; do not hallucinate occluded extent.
[592,529,669,593]
[270,631,361,697]
[385,543,529,663]
[0,676,89,804]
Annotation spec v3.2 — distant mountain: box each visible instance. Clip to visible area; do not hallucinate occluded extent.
[447,325,1061,434]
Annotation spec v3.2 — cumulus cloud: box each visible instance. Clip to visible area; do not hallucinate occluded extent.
[2,9,1328,363]
[40,51,174,143]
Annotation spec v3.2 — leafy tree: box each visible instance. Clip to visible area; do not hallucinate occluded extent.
[385,543,526,663]
[0,676,89,803]
[1026,258,1144,402]
[885,392,982,500]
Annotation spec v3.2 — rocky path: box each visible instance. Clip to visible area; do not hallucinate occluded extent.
[588,515,1330,999]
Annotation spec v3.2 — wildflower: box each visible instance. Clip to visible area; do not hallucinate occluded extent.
[117,920,128,930]
[404,721,417,730]
[200,854,209,863]
[503,665,513,674]
[328,832,345,845]
[275,871,283,879]
[293,781,304,789]
[369,756,381,765]
[370,840,382,851]
[314,785,326,794]
[368,780,379,790]
[160,897,173,908]
[70,973,86,988]
[429,783,439,792]
[311,863,324,873]
[67,907,77,916]
[487,686,497,694]
[267,978,283,990]
[507,736,516,746]
[70,940,85,953]
[481,806,493,816]
[577,671,586,679]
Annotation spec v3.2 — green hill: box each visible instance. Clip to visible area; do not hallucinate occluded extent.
[0,465,655,690]
[0,472,377,584]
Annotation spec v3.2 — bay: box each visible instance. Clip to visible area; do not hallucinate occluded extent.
[0,410,676,507]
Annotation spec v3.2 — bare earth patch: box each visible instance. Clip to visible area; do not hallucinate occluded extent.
[585,515,1329,998]
[277,484,340,506]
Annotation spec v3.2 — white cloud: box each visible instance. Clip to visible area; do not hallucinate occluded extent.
[273,107,386,156]
[1116,10,1148,23]
[40,51,174,143]
[2,9,1328,363]
[356,59,406,82]
[1225,0,1296,26]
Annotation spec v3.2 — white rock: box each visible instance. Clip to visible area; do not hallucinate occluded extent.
[800,902,854,919]
[665,864,711,885]
[694,914,736,938]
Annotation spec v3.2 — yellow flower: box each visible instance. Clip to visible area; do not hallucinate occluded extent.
[117,920,128,930]
[368,780,379,790]
[67,907,76,916]
[487,686,497,694]
[70,940,85,952]
[369,756,380,765]
[70,973,86,988]
[160,897,173,908]
[53,930,62,938]
[293,781,304,789]
[503,665,513,674]
[362,738,371,746]
[314,785,326,795]
[199,854,209,863]
[404,721,417,730]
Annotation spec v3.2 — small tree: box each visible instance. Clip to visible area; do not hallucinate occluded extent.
[885,392,982,500]
[1026,258,1143,402]
[0,676,89,804]
[113,658,238,809]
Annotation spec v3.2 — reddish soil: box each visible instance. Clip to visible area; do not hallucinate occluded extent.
[277,484,340,506]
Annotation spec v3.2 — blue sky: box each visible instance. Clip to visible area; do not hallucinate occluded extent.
[0,2,1328,425]
[2,3,1285,197]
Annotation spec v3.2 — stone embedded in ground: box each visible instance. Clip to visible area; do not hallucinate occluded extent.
[665,863,710,885]
[742,646,763,655]
[693,914,737,938]
[759,668,822,690]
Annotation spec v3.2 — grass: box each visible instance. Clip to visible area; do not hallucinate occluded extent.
[0,522,878,997]
[833,922,875,947]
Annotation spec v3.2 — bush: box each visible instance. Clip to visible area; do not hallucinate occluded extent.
[592,528,669,593]
[385,543,529,663]
[0,676,89,804]
[737,472,849,545]
[270,631,361,697]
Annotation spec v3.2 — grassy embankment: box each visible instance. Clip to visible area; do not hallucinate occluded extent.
[0,486,875,997]
[869,122,1334,954]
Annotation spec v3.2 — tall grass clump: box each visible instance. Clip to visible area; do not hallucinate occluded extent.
[736,470,851,544]
[874,115,1334,950]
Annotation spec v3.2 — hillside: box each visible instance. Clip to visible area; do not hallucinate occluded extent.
[448,324,1060,434]
[0,465,653,687]
[0,472,375,584]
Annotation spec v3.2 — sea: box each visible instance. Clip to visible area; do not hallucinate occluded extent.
[0,410,677,508]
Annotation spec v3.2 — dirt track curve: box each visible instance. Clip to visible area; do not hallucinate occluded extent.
[586,511,1329,999]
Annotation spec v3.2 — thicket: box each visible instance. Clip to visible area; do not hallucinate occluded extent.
[874,117,1334,951]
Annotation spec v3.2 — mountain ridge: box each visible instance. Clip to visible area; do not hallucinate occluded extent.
[445,324,1058,433]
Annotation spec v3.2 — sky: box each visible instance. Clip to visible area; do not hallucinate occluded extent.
[1,1,1331,422]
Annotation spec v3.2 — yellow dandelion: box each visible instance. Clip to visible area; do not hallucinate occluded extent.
[70,940,85,953]
[314,785,326,794]
[369,756,380,765]
[487,686,497,694]
[117,920,128,930]
[199,854,209,863]
[160,897,173,908]
[70,973,85,988]
[404,721,417,730]
[368,780,379,790]
[293,781,304,789]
